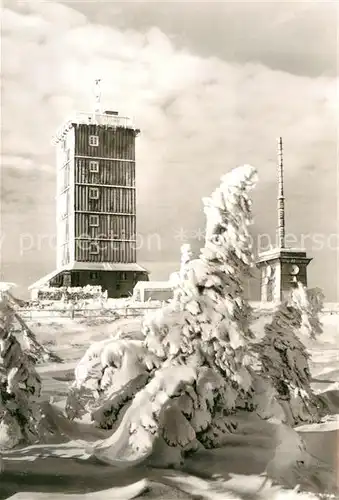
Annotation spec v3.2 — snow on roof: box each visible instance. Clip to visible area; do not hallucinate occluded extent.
[28,268,66,290]
[257,248,309,263]
[69,262,149,273]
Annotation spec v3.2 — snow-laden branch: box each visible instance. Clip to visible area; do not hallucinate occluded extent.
[253,300,323,425]
[291,283,325,339]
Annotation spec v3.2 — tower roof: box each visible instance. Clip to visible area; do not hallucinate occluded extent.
[52,111,140,145]
[256,247,312,265]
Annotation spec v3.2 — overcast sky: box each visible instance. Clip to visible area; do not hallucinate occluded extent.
[1,0,338,299]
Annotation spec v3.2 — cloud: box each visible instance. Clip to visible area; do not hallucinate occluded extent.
[1,0,338,299]
[1,155,54,174]
[69,0,338,77]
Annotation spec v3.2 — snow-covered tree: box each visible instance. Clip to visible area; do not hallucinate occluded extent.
[68,165,260,466]
[65,336,160,424]
[291,283,324,339]
[0,288,62,365]
[179,243,193,278]
[253,300,321,424]
[67,164,327,469]
[0,300,42,449]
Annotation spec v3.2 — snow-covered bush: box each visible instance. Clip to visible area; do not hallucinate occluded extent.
[253,300,321,424]
[33,285,107,305]
[4,296,63,365]
[66,336,160,424]
[291,283,325,339]
[0,300,42,449]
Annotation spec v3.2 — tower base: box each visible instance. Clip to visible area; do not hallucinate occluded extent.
[29,263,149,299]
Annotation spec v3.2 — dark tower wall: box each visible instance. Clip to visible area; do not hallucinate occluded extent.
[73,124,138,264]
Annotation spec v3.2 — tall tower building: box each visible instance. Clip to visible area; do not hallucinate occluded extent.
[256,138,312,302]
[30,84,148,298]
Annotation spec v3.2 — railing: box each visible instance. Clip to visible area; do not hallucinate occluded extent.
[18,304,164,321]
[72,112,134,129]
[15,302,339,321]
[52,112,140,145]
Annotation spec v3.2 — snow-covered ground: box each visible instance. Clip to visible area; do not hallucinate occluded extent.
[1,311,338,500]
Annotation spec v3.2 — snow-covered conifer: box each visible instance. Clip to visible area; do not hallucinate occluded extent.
[254,300,321,424]
[0,300,42,449]
[291,283,324,339]
[70,165,259,465]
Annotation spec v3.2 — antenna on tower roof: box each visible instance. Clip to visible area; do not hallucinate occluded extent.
[94,78,102,115]
[277,137,286,249]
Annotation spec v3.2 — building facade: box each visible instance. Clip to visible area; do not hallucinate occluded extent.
[257,248,312,302]
[30,110,148,298]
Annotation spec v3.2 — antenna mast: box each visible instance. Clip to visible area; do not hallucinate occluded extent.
[277,137,286,248]
[94,78,102,114]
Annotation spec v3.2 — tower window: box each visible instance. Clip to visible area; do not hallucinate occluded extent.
[90,271,99,280]
[89,187,99,199]
[118,272,127,281]
[89,135,99,147]
[89,214,99,227]
[89,242,99,254]
[89,160,99,173]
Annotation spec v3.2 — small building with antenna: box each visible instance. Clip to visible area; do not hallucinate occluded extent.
[256,137,312,302]
[29,80,149,298]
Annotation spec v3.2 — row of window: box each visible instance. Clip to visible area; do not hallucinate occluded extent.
[64,133,134,151]
[89,187,99,199]
[60,188,132,216]
[77,241,135,255]
[61,136,99,168]
[66,134,133,150]
[89,271,127,281]
[89,215,99,227]
[63,160,134,184]
[54,271,128,286]
[89,161,99,172]
[64,135,100,148]
[82,242,132,255]
[62,160,99,174]
[86,186,136,201]
[86,215,131,229]
[87,186,131,199]
[86,242,106,255]
[85,215,130,229]
[59,161,99,195]
[89,135,99,147]
[61,239,134,259]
